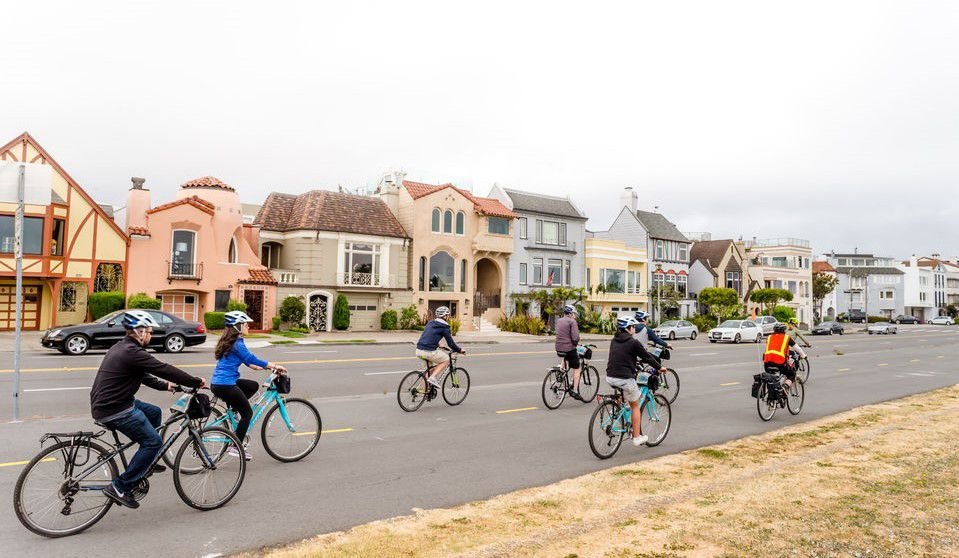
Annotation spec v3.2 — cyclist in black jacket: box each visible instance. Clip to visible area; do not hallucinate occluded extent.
[89,310,207,509]
[605,315,666,447]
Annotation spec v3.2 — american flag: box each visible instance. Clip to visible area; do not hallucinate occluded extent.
[546,271,554,287]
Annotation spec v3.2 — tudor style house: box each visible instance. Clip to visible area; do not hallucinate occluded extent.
[254,190,412,331]
[125,176,277,330]
[0,133,128,330]
[687,239,754,307]
[377,172,515,331]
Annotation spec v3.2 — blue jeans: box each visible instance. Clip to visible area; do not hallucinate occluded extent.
[102,400,163,493]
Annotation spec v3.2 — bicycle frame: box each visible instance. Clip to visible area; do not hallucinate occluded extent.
[208,385,300,434]
[605,386,662,435]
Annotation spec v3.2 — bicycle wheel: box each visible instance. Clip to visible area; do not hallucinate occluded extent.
[640,394,672,447]
[787,379,805,415]
[797,358,811,384]
[14,439,117,538]
[442,367,471,406]
[261,397,322,462]
[160,406,224,469]
[541,368,567,410]
[588,401,626,459]
[757,383,776,421]
[657,368,680,404]
[397,371,428,412]
[173,426,246,511]
[577,365,601,402]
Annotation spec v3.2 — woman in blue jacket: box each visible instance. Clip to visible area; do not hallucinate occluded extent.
[211,311,286,460]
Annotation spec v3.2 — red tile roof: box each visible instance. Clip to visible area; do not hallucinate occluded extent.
[127,226,151,237]
[402,180,515,218]
[812,261,836,273]
[181,176,235,192]
[239,268,277,285]
[255,190,409,238]
[146,195,216,216]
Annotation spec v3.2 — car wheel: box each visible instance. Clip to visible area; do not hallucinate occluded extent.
[709,339,717,343]
[690,331,697,340]
[839,329,844,335]
[828,330,833,335]
[734,334,741,344]
[64,334,90,356]
[164,334,186,353]
[754,333,762,343]
[668,331,676,341]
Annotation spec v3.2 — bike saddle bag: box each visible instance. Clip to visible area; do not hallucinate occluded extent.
[187,393,213,420]
[750,374,763,398]
[577,346,593,359]
[273,375,292,394]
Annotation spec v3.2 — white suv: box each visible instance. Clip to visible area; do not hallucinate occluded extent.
[749,315,779,335]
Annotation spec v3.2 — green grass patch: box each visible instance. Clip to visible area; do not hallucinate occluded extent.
[245,334,271,339]
[272,330,307,338]
[269,340,297,345]
[696,448,730,460]
[612,468,652,477]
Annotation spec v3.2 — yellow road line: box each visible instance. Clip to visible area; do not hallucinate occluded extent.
[496,406,538,414]
[719,382,740,387]
[0,457,55,468]
[878,363,889,367]
[322,428,353,434]
[838,368,851,372]
[910,359,921,362]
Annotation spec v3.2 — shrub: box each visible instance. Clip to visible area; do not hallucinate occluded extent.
[497,315,547,335]
[771,305,796,323]
[867,315,888,323]
[226,299,248,312]
[333,295,350,330]
[399,305,421,329]
[279,296,306,325]
[689,314,717,332]
[127,292,161,310]
[380,310,398,330]
[449,317,461,335]
[272,316,281,330]
[204,312,226,330]
[88,291,125,320]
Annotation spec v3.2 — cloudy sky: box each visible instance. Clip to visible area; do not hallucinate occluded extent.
[3,1,957,259]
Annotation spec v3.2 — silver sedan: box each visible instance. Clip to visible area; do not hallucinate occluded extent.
[654,320,699,340]
[867,322,898,335]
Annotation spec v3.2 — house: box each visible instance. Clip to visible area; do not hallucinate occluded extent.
[125,176,277,330]
[583,233,649,317]
[377,172,515,331]
[254,190,412,331]
[0,133,128,330]
[486,185,587,315]
[914,255,950,313]
[942,259,959,307]
[743,238,814,326]
[822,252,905,320]
[687,239,754,308]
[812,260,838,322]
[898,256,939,321]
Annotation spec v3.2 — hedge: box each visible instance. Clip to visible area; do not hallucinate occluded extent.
[380,310,398,330]
[204,312,226,330]
[272,316,282,330]
[279,296,306,324]
[127,292,161,310]
[226,299,247,312]
[89,291,125,320]
[333,295,350,330]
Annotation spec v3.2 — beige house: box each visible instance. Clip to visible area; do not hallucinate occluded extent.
[254,190,412,331]
[742,238,814,326]
[377,173,515,330]
[584,236,649,317]
[687,239,756,305]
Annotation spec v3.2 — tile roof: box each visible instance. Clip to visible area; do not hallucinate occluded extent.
[255,190,408,238]
[403,180,515,218]
[689,239,734,269]
[239,268,277,285]
[127,226,151,237]
[181,176,236,192]
[634,210,690,243]
[146,195,216,216]
[812,261,836,273]
[502,188,585,219]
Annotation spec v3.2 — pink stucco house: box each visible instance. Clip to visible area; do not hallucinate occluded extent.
[125,176,277,331]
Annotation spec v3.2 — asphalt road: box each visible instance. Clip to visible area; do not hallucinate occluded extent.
[1,325,957,557]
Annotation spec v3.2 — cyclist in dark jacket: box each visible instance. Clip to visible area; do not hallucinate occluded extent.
[89,311,206,509]
[606,316,666,447]
[633,310,671,349]
[415,306,464,387]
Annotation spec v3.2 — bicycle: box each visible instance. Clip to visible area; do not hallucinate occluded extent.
[160,370,321,464]
[588,375,672,460]
[790,350,811,384]
[14,387,245,538]
[397,347,469,412]
[541,344,600,409]
[752,366,804,421]
[647,345,680,404]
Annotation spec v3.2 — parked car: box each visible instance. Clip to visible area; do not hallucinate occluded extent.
[811,321,845,335]
[707,319,763,344]
[748,315,779,335]
[41,310,207,355]
[891,314,920,325]
[867,322,898,335]
[845,309,867,323]
[929,316,954,326]
[654,320,699,340]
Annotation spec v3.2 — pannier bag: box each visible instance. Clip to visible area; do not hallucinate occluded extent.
[646,372,660,392]
[187,393,213,420]
[763,373,783,401]
[751,373,763,398]
[273,374,292,394]
[577,346,593,360]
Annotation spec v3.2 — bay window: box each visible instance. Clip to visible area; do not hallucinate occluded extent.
[343,242,381,285]
[532,258,543,285]
[547,259,562,286]
[601,268,625,293]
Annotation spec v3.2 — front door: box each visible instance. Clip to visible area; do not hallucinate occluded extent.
[243,290,264,330]
[308,293,329,332]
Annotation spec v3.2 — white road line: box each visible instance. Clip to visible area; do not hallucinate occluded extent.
[363,370,413,376]
[23,386,91,392]
[908,372,935,377]
[689,352,718,356]
[283,350,338,354]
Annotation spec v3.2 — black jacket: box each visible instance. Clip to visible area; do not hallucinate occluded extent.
[90,335,202,420]
[605,330,662,380]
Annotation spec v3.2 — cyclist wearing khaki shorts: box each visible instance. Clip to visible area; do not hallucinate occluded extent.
[415,306,464,387]
[605,315,665,447]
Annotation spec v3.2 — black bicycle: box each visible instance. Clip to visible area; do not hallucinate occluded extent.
[542,344,600,409]
[397,347,470,412]
[752,366,804,421]
[790,350,811,384]
[648,345,680,404]
[13,388,246,538]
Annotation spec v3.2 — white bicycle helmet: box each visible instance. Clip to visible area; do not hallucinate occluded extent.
[224,310,254,328]
[617,315,640,330]
[563,304,577,315]
[434,306,451,319]
[121,310,159,330]
[634,310,649,322]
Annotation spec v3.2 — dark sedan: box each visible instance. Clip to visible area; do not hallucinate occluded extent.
[892,314,920,325]
[811,321,844,335]
[41,310,207,355]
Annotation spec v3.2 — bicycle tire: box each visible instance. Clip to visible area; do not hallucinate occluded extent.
[757,383,776,421]
[442,367,471,406]
[797,358,811,383]
[588,401,626,459]
[261,397,322,462]
[173,426,245,511]
[787,379,805,415]
[397,371,428,412]
[541,368,567,410]
[640,393,672,446]
[160,406,224,470]
[657,368,680,404]
[578,365,601,402]
[14,439,117,538]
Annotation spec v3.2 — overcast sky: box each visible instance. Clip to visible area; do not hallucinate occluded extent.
[4,1,957,259]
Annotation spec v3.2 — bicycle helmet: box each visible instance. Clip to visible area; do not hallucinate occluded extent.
[787,317,799,326]
[773,323,787,333]
[634,310,648,322]
[617,316,639,330]
[121,310,159,330]
[224,311,254,328]
[563,304,577,315]
[434,306,451,319]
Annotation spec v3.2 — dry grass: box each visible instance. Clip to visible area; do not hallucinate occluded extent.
[240,386,959,558]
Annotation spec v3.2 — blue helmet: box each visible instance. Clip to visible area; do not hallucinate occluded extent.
[121,310,159,330]
[563,304,577,315]
[224,311,254,328]
[617,316,639,330]
[634,310,648,322]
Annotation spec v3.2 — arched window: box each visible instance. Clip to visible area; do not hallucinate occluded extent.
[455,211,465,235]
[443,210,453,233]
[429,251,454,292]
[228,237,238,263]
[431,209,441,232]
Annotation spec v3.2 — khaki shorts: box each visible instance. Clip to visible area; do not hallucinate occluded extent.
[606,376,641,403]
[416,348,448,366]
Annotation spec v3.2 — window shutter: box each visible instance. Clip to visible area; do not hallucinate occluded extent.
[535,220,543,243]
[559,223,567,246]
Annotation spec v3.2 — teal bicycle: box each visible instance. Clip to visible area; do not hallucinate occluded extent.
[160,371,321,464]
[588,374,672,459]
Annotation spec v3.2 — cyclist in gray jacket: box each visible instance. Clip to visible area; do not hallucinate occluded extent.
[554,305,583,400]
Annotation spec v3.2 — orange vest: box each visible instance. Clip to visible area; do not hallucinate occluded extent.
[763,333,790,365]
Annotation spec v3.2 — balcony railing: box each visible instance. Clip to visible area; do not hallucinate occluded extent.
[744,238,810,249]
[167,261,203,283]
[524,238,578,252]
[338,272,396,288]
[272,268,298,284]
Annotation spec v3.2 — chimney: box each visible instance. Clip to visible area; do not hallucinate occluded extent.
[620,187,638,212]
[126,177,151,231]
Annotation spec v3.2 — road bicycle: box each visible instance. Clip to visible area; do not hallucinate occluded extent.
[160,370,321,465]
[790,350,811,384]
[752,367,804,421]
[588,376,672,459]
[397,347,470,412]
[647,345,680,404]
[14,388,245,538]
[541,344,600,409]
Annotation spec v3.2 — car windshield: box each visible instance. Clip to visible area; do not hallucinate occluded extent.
[96,311,124,324]
[661,321,679,327]
[820,322,833,327]
[872,322,889,326]
[718,320,742,328]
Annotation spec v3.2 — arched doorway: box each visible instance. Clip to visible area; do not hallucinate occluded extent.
[307,290,333,332]
[473,258,501,316]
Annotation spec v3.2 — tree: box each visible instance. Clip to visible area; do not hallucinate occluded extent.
[332,295,350,330]
[511,287,587,328]
[698,287,742,321]
[279,296,306,326]
[812,272,840,323]
[647,285,682,322]
[749,288,793,314]
[771,305,796,323]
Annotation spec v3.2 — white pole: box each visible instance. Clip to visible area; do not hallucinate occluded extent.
[13,164,24,422]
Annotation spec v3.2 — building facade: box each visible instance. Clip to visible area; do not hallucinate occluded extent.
[254,190,412,331]
[0,133,128,330]
[812,260,838,322]
[687,239,753,308]
[898,257,937,321]
[125,176,277,330]
[822,252,905,319]
[743,238,814,326]
[583,235,649,317]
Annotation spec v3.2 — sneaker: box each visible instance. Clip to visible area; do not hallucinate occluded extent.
[103,483,140,509]
[151,464,166,474]
[228,446,253,461]
[427,376,442,388]
[568,390,584,402]
[632,435,649,446]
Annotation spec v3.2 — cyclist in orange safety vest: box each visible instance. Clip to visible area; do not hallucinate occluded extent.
[762,323,806,386]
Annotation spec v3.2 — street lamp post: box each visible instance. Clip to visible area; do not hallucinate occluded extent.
[655,263,663,325]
